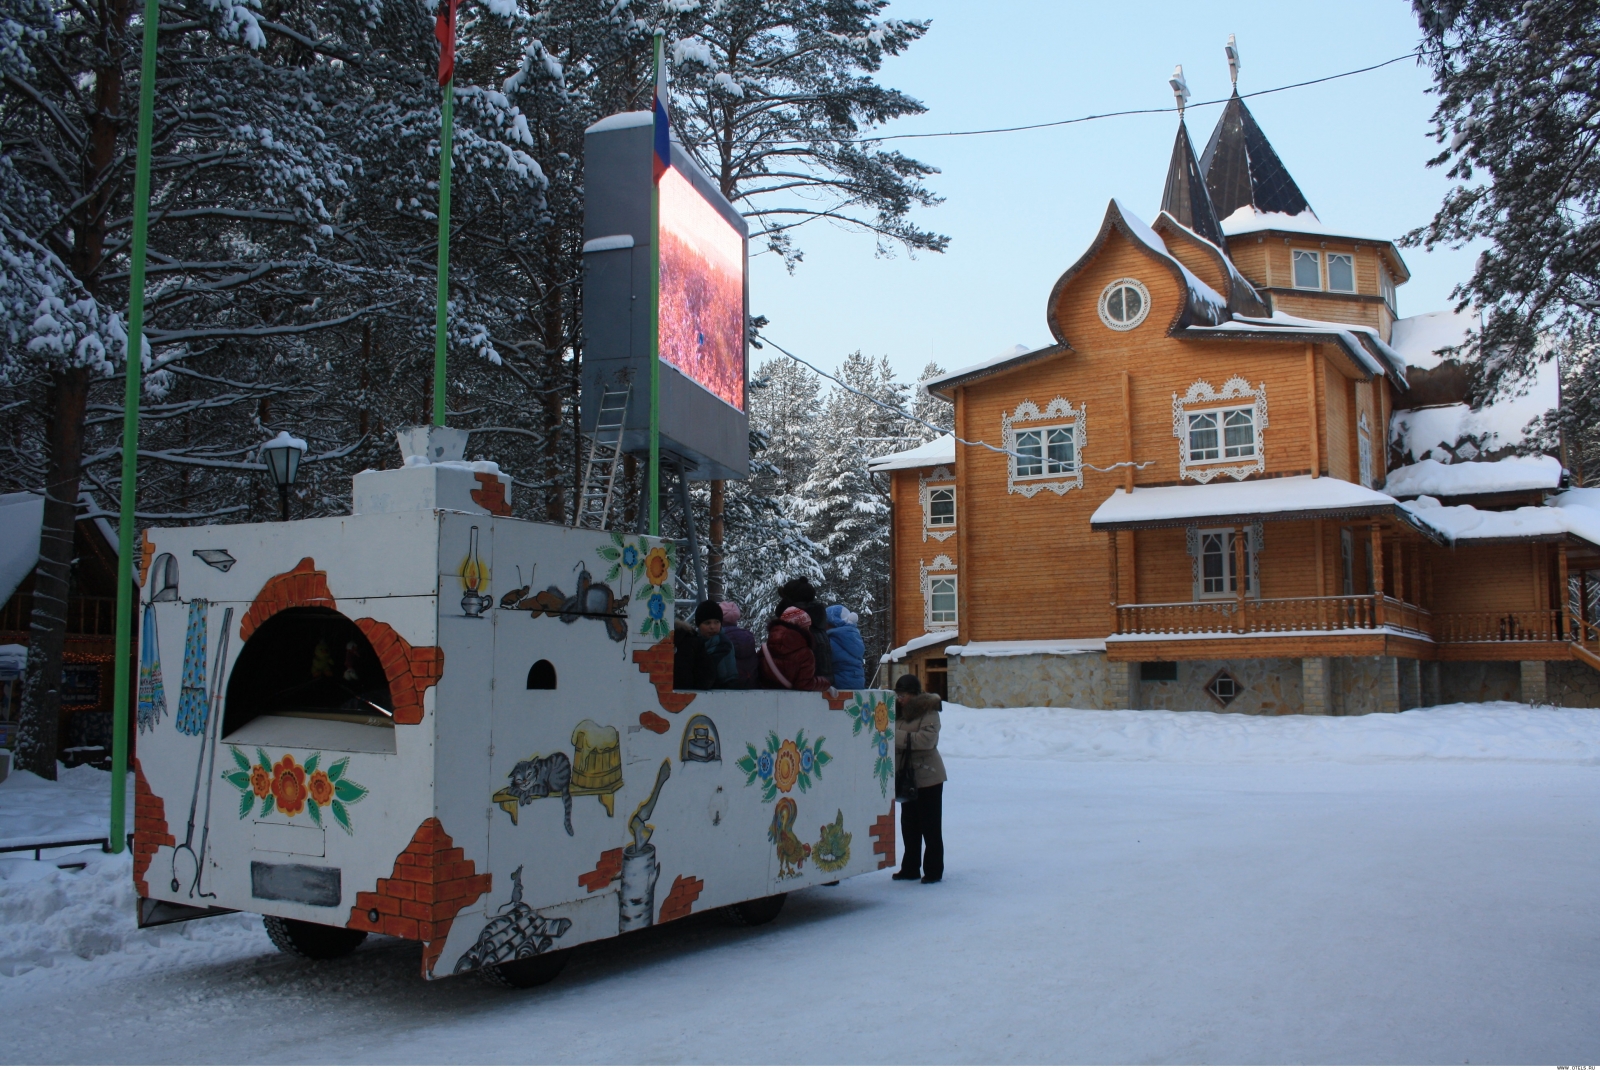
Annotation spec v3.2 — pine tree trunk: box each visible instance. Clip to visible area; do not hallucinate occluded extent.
[15,367,91,779]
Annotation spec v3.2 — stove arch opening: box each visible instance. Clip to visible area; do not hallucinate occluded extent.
[224,607,395,737]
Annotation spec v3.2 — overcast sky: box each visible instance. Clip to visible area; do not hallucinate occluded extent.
[745,0,1480,384]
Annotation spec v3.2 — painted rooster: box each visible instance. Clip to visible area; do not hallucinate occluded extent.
[769,797,810,879]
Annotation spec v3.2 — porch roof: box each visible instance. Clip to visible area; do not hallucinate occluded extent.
[868,433,956,472]
[1089,475,1435,535]
[1402,493,1600,549]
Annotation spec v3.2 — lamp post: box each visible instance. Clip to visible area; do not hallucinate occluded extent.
[261,431,306,522]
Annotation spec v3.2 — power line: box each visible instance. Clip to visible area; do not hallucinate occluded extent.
[756,332,1150,472]
[824,51,1424,145]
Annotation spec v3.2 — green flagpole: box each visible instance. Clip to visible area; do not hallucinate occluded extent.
[648,32,663,537]
[109,0,161,854]
[433,75,454,427]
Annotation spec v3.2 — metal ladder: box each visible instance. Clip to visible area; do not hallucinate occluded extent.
[575,383,631,530]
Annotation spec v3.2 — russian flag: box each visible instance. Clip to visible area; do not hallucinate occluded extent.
[652,56,671,182]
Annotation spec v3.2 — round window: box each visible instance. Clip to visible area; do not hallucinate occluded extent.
[1098,278,1151,331]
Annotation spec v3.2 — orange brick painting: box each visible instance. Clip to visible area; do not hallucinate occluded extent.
[238,557,336,642]
[579,847,623,893]
[870,806,896,870]
[631,636,696,713]
[348,817,492,976]
[354,618,443,726]
[132,758,176,898]
[470,473,511,516]
[639,710,670,734]
[658,874,704,923]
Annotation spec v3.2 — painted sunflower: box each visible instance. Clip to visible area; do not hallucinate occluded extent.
[773,739,802,794]
[643,546,671,587]
[873,700,890,733]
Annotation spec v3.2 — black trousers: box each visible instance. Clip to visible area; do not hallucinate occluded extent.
[898,782,944,879]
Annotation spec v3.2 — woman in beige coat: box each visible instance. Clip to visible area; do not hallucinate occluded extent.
[893,674,946,884]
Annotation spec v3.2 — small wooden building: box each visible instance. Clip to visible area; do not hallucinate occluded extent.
[0,493,127,760]
[874,94,1600,714]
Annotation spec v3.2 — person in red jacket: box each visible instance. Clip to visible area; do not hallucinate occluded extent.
[758,607,832,691]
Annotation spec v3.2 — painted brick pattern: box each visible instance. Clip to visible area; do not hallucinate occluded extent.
[870,806,896,870]
[639,710,670,734]
[355,618,444,726]
[238,557,336,642]
[470,473,512,516]
[657,874,704,923]
[347,817,491,975]
[579,847,623,893]
[631,637,695,713]
[132,758,176,898]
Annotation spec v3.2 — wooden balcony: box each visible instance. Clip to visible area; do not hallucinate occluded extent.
[1110,596,1585,662]
[0,594,120,637]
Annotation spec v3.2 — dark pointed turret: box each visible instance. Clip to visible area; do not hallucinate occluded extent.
[1161,120,1226,249]
[1199,92,1313,221]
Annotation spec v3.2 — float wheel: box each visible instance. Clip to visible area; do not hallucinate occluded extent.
[723,892,786,926]
[263,916,367,960]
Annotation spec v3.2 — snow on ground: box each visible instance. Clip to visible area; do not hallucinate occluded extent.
[0,762,133,848]
[2,704,1598,1063]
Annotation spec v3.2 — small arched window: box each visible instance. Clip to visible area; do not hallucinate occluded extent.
[526,660,557,690]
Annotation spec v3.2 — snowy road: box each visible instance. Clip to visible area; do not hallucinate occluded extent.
[4,706,1599,1063]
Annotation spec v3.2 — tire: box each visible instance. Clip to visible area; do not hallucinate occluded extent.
[723,892,787,926]
[480,949,572,989]
[263,916,368,960]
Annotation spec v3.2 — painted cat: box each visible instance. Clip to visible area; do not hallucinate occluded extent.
[502,752,574,835]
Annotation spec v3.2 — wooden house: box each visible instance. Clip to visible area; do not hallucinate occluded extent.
[873,93,1600,714]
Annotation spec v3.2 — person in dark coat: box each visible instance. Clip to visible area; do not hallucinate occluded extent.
[824,605,866,689]
[776,577,833,680]
[720,601,758,685]
[674,600,739,690]
[758,607,831,692]
[892,674,946,884]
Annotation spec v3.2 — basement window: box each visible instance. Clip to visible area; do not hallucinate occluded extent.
[1205,668,1241,708]
[1140,661,1178,683]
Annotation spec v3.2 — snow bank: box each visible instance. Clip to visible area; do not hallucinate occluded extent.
[1384,455,1563,498]
[939,702,1600,766]
[1390,360,1558,464]
[0,764,131,849]
[1390,308,1475,370]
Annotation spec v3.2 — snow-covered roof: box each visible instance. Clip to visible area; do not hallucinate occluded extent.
[1219,206,1385,244]
[1390,309,1476,371]
[1090,475,1402,530]
[585,111,653,133]
[1180,312,1405,386]
[0,492,43,607]
[868,433,957,472]
[945,638,1106,658]
[1384,455,1564,499]
[1112,199,1230,318]
[880,630,958,663]
[1402,495,1600,548]
[922,344,1065,397]
[1389,359,1559,465]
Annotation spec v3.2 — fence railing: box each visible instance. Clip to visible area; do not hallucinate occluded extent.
[1114,599,1583,645]
[1432,610,1565,643]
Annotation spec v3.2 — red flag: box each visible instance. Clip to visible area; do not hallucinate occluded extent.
[435,0,462,86]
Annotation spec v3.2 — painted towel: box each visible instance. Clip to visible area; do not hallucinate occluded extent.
[136,602,167,733]
[175,600,209,736]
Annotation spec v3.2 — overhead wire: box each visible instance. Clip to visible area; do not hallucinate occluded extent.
[755,333,1151,472]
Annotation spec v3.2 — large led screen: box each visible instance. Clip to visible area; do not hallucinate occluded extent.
[658,167,745,412]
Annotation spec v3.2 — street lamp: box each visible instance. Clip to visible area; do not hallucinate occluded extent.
[261,431,306,522]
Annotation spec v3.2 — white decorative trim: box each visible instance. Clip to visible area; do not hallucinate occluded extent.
[919,466,956,542]
[1002,397,1086,498]
[1188,523,1263,600]
[1186,525,1201,598]
[920,554,958,633]
[1097,277,1152,331]
[1172,377,1269,483]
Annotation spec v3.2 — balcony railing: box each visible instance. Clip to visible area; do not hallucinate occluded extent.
[0,594,120,636]
[1114,597,1585,647]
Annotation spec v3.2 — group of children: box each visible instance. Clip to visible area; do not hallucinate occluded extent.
[672,577,867,692]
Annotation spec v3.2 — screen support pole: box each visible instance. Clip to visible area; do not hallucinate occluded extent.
[432,75,455,427]
[110,0,161,854]
[648,32,663,537]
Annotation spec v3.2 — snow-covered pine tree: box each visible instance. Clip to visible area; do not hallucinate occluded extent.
[1407,0,1599,465]
[912,360,952,441]
[798,351,913,675]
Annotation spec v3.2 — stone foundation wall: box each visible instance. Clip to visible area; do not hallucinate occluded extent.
[948,652,1118,709]
[1548,660,1600,707]
[1438,661,1521,704]
[1138,657,1303,715]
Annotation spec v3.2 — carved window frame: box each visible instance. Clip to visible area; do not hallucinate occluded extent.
[1172,377,1269,483]
[1357,412,1373,489]
[919,466,956,542]
[1188,523,1263,600]
[920,554,958,633]
[1003,397,1086,498]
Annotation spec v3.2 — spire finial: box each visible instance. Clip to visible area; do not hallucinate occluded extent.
[1169,64,1190,119]
[1225,33,1241,89]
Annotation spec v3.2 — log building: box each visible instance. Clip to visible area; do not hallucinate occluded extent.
[873,91,1600,714]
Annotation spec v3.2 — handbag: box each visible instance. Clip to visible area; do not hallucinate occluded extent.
[894,746,919,804]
